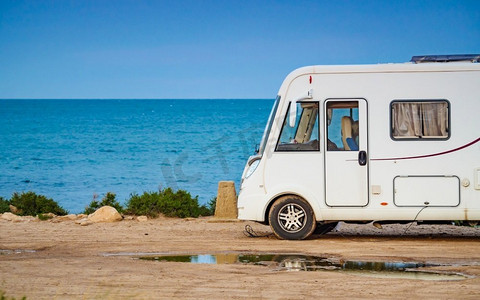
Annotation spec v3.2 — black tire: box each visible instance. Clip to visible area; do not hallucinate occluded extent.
[314,222,338,235]
[269,196,316,240]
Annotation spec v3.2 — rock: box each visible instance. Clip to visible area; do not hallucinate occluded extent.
[9,205,20,214]
[137,216,148,222]
[80,220,93,226]
[22,216,37,222]
[75,217,93,226]
[1,212,24,222]
[87,206,123,223]
[68,214,81,220]
[214,181,238,219]
[124,216,135,220]
[75,218,88,225]
[53,214,81,222]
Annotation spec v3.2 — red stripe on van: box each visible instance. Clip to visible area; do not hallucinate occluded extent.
[371,137,480,161]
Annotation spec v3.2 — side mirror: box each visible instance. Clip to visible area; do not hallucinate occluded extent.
[289,89,313,127]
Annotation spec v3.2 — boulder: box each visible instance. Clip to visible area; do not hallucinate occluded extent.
[75,218,88,225]
[74,217,93,226]
[9,205,20,214]
[1,212,24,222]
[53,214,81,223]
[136,216,148,222]
[80,219,93,226]
[87,206,123,223]
[23,216,37,222]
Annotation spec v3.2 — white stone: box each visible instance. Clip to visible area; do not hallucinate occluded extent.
[137,216,148,222]
[75,218,88,225]
[1,212,24,222]
[52,214,80,223]
[9,205,20,214]
[87,206,123,223]
[22,216,36,222]
[80,220,93,226]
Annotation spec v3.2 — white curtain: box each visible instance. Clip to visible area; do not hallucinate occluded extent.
[393,102,447,138]
[393,103,422,137]
[421,102,448,137]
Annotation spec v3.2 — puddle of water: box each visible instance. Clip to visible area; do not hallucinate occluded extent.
[135,252,470,281]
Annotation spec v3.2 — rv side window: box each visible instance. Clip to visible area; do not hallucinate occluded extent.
[391,100,449,140]
[326,101,359,151]
[276,102,319,151]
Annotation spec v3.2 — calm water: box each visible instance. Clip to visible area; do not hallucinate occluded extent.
[0,99,273,213]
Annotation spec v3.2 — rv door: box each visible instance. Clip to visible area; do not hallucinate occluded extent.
[324,99,369,206]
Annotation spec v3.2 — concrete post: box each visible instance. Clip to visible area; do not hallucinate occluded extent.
[214,181,238,219]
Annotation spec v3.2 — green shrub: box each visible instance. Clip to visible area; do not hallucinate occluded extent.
[83,192,123,214]
[158,188,201,218]
[124,191,162,217]
[0,196,10,213]
[37,213,54,221]
[199,196,216,216]
[125,188,214,218]
[83,200,99,215]
[9,191,68,216]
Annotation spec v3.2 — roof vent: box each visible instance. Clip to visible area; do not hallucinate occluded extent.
[411,54,480,63]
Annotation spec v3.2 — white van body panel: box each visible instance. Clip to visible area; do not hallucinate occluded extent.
[238,59,480,224]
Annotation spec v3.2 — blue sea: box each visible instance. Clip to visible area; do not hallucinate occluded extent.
[0,99,273,213]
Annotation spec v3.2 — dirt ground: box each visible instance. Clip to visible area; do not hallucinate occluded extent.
[1,216,479,299]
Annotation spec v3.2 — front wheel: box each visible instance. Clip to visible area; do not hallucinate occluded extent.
[269,196,316,240]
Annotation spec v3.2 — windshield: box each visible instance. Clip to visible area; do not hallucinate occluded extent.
[258,96,280,155]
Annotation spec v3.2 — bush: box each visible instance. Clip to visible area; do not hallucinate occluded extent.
[158,188,201,218]
[0,197,10,213]
[201,196,216,216]
[9,191,68,216]
[37,213,54,221]
[125,188,214,218]
[124,191,161,217]
[83,192,123,214]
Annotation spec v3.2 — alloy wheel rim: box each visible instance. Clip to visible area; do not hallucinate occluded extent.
[277,203,307,233]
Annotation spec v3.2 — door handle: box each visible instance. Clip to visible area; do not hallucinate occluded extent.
[358,151,367,166]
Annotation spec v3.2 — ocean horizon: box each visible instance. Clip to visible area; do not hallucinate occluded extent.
[0,99,274,213]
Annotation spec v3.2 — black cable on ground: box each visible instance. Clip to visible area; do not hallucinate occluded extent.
[402,205,428,235]
[243,224,273,238]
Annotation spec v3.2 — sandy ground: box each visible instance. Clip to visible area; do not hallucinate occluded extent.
[1,216,479,299]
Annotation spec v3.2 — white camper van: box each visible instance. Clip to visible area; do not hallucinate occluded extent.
[237,55,480,240]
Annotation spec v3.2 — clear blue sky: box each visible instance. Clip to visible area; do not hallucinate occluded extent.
[1,0,479,99]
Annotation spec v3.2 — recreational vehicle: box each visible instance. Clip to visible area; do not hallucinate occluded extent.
[237,55,480,240]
